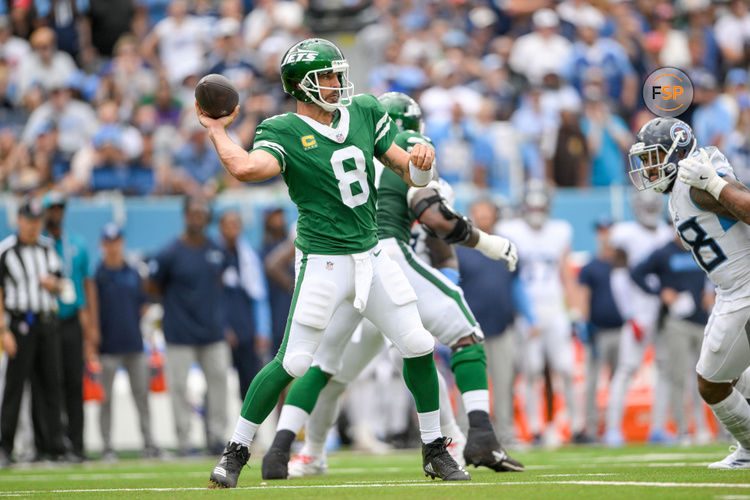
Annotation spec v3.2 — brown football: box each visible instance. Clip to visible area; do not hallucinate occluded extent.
[195,74,239,119]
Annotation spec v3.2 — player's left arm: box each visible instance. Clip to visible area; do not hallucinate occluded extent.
[679,149,750,223]
[408,186,518,271]
[688,182,750,223]
[378,142,434,188]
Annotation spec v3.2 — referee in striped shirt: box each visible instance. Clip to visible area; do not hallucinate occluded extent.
[0,197,67,467]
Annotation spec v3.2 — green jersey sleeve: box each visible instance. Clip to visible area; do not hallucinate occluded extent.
[359,94,398,158]
[251,115,289,172]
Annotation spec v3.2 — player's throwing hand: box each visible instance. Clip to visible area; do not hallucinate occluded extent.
[196,101,241,131]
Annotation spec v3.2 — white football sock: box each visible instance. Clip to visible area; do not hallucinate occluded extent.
[276,405,310,434]
[306,379,346,451]
[709,388,750,450]
[437,370,458,428]
[418,409,442,444]
[462,390,490,414]
[231,416,259,447]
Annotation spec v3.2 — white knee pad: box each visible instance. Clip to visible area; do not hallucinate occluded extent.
[396,327,434,358]
[283,351,314,378]
[294,278,338,330]
[379,259,417,306]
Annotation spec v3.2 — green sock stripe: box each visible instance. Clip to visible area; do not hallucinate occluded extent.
[402,353,439,413]
[450,344,489,393]
[397,240,477,327]
[240,358,294,423]
[284,366,330,414]
[276,252,308,363]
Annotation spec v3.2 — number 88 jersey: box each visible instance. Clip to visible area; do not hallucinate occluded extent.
[668,146,750,302]
[252,94,397,255]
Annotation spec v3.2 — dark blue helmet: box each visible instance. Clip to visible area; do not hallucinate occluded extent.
[628,117,696,193]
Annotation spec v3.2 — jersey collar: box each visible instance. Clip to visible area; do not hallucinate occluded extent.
[295,106,350,144]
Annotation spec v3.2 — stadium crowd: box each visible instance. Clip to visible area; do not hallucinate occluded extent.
[0,0,747,465]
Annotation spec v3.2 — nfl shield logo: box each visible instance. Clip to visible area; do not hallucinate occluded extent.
[335,133,344,143]
[326,261,334,270]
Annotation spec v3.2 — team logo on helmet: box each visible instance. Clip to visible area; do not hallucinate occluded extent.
[670,122,692,147]
[282,49,317,65]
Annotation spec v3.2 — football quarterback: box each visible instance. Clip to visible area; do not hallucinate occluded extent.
[199,38,468,487]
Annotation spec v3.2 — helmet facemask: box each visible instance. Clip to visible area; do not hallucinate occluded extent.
[298,60,354,113]
[628,129,695,193]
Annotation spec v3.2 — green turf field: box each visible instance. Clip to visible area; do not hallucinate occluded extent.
[0,444,748,499]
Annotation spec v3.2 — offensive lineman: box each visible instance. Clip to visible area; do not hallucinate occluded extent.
[198,38,469,486]
[260,92,523,479]
[628,116,750,468]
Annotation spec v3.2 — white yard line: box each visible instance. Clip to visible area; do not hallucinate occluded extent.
[1,480,749,496]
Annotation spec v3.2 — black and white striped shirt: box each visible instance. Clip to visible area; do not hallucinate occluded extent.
[0,234,62,315]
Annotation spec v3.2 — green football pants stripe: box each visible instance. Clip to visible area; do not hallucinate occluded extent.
[275,252,308,363]
[397,240,477,327]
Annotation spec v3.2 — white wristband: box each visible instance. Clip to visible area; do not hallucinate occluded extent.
[706,175,728,200]
[409,161,433,187]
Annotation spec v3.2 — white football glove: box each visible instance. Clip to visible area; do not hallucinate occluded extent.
[476,231,518,272]
[678,149,727,199]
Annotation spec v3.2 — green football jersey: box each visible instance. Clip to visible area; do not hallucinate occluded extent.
[376,130,434,243]
[252,94,397,254]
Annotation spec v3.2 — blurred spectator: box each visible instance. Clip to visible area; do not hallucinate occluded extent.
[509,9,571,87]
[714,0,750,67]
[37,192,98,463]
[580,92,632,186]
[576,217,624,441]
[207,17,257,99]
[368,41,427,97]
[564,6,637,113]
[22,77,96,160]
[142,0,208,86]
[548,95,588,187]
[219,209,271,398]
[0,15,30,80]
[511,86,556,180]
[88,0,135,57]
[457,199,535,445]
[465,98,524,197]
[97,34,158,119]
[95,223,159,460]
[260,208,293,353]
[140,76,182,128]
[146,196,230,456]
[7,120,66,194]
[692,70,734,149]
[35,0,91,61]
[424,102,474,186]
[171,120,223,197]
[15,27,77,105]
[725,98,750,184]
[651,3,691,69]
[685,3,721,77]
[0,198,67,467]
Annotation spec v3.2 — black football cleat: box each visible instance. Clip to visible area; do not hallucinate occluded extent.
[208,441,250,488]
[464,427,524,472]
[422,437,471,481]
[261,447,290,480]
